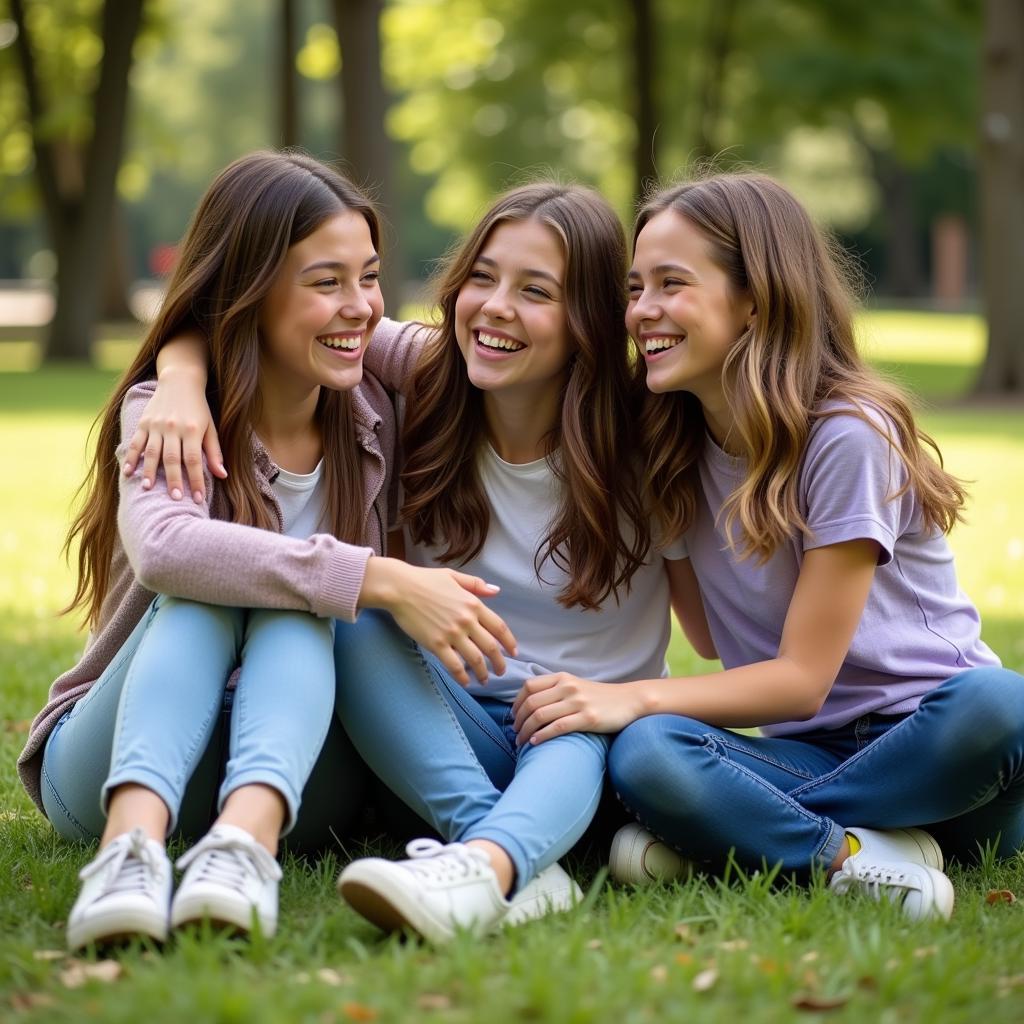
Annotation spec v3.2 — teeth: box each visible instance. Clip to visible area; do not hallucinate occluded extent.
[318,335,360,350]
[644,336,684,353]
[478,331,525,352]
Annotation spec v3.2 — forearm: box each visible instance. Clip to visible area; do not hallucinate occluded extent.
[631,657,828,729]
[155,334,209,383]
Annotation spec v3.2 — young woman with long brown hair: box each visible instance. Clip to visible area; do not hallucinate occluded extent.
[19,151,515,951]
[510,172,1024,921]
[129,182,703,943]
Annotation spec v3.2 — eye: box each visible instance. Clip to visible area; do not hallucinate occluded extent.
[362,271,381,284]
[313,277,339,289]
[468,269,493,283]
[627,283,643,296]
[663,277,686,288]
[524,285,553,300]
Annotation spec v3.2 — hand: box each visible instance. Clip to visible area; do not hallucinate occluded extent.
[358,557,518,686]
[512,673,644,746]
[122,366,225,502]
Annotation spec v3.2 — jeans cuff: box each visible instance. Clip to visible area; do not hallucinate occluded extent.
[461,826,532,896]
[815,820,845,870]
[103,767,180,835]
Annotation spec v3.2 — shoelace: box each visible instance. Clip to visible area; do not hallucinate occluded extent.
[177,830,282,892]
[831,860,920,901]
[79,828,164,899]
[402,839,492,885]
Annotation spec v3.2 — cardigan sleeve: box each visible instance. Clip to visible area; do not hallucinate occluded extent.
[362,317,435,395]
[116,383,374,622]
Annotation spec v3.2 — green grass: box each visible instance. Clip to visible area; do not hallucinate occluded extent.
[2,311,1024,1022]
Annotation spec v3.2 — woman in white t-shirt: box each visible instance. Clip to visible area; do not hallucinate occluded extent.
[131,183,712,943]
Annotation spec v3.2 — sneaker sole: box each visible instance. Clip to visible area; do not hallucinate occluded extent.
[910,865,956,921]
[609,825,689,885]
[170,895,275,938]
[504,866,582,927]
[337,863,467,945]
[898,829,944,872]
[68,907,168,951]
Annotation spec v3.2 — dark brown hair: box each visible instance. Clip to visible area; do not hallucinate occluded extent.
[66,150,381,626]
[637,172,966,559]
[401,183,649,610]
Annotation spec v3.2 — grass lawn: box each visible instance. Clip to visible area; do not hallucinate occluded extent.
[1,310,1023,1022]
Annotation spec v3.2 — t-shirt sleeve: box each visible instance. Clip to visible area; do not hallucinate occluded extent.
[800,410,916,566]
[660,532,688,561]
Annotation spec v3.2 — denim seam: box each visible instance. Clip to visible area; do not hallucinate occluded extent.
[41,759,90,839]
[715,736,819,781]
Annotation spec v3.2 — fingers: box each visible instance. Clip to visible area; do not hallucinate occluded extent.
[122,426,148,477]
[512,683,563,734]
[477,605,517,660]
[140,432,165,493]
[161,437,185,501]
[452,571,501,598]
[521,712,590,747]
[511,674,559,720]
[203,423,227,480]
[434,645,471,687]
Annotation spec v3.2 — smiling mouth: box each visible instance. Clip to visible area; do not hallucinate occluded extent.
[476,330,526,353]
[317,332,361,351]
[643,335,685,354]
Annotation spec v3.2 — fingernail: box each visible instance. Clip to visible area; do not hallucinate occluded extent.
[141,478,152,490]
[123,462,133,475]
[171,488,182,501]
[193,491,204,504]
[484,584,500,592]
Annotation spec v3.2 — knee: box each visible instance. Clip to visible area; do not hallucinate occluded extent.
[932,667,1024,754]
[156,596,243,635]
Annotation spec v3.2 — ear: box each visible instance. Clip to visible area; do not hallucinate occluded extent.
[744,297,757,331]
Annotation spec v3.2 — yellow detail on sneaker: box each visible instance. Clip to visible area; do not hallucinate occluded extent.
[846,833,862,856]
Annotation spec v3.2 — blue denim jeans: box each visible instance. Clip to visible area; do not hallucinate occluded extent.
[41,596,365,847]
[608,667,1024,874]
[333,610,609,893]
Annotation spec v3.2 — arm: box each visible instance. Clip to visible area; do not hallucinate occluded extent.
[513,539,878,744]
[118,384,516,685]
[666,556,717,661]
[121,334,221,502]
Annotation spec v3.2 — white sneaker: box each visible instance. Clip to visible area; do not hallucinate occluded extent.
[844,827,944,870]
[170,824,282,937]
[504,862,583,927]
[609,823,692,885]
[67,828,172,950]
[337,838,510,944]
[829,858,955,921]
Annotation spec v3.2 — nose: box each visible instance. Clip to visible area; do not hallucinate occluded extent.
[480,284,514,321]
[629,287,660,324]
[339,285,374,323]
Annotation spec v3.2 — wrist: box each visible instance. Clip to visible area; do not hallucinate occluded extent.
[156,362,207,385]
[357,555,401,610]
[630,679,663,719]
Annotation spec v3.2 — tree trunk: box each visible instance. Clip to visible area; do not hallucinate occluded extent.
[692,0,739,160]
[280,0,300,148]
[630,0,657,204]
[976,0,1024,394]
[101,200,135,321]
[11,0,145,362]
[868,146,927,299]
[332,0,404,312]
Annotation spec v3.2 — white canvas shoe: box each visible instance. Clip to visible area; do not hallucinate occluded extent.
[171,824,282,937]
[844,827,944,870]
[504,862,583,927]
[67,828,172,950]
[829,858,955,921]
[337,838,510,944]
[608,823,692,885]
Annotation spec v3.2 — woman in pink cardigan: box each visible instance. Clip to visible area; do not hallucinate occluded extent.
[19,152,514,951]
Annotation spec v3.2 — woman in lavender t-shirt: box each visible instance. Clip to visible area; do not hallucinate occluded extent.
[514,172,1024,921]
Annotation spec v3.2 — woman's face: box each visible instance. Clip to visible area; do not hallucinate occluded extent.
[258,210,383,398]
[626,209,752,402]
[454,217,574,403]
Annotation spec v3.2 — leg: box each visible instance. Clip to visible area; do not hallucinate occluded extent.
[609,714,848,873]
[216,609,338,853]
[794,667,1024,861]
[333,610,515,842]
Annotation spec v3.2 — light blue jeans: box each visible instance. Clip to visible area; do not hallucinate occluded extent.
[608,666,1024,874]
[333,610,609,893]
[41,596,365,847]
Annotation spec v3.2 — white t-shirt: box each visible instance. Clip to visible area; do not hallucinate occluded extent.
[272,461,327,538]
[406,445,687,701]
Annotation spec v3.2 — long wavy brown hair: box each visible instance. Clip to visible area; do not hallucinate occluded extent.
[637,172,966,560]
[401,183,649,610]
[65,151,381,627]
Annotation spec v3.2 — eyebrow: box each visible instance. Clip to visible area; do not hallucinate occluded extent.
[300,254,380,274]
[476,255,562,288]
[628,262,695,278]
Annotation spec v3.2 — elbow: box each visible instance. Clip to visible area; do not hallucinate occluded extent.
[694,638,719,662]
[792,681,832,722]
[130,538,176,594]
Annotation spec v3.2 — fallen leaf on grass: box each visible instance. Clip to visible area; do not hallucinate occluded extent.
[10,992,57,1011]
[316,968,351,986]
[32,950,65,962]
[692,968,719,993]
[674,923,696,944]
[986,889,1017,905]
[913,945,938,958]
[59,960,122,988]
[416,994,452,1011]
[675,953,694,966]
[791,992,849,1012]
[585,939,603,950]
[341,1002,378,1021]
[718,939,749,952]
[800,951,819,964]
[3,719,30,734]
[857,975,879,992]
[649,965,668,983]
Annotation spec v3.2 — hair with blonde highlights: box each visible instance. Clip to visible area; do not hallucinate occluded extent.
[401,182,649,610]
[65,151,381,627]
[637,172,966,560]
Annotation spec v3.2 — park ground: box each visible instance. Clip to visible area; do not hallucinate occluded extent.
[1,309,1023,1023]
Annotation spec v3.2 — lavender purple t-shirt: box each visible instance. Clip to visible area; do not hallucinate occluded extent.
[685,406,1000,736]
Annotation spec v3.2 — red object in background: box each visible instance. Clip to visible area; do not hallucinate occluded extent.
[149,244,178,276]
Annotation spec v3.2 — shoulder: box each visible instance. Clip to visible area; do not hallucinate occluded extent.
[372,317,436,350]
[805,401,902,468]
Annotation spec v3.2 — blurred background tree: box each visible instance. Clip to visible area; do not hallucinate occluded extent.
[0,0,1017,392]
